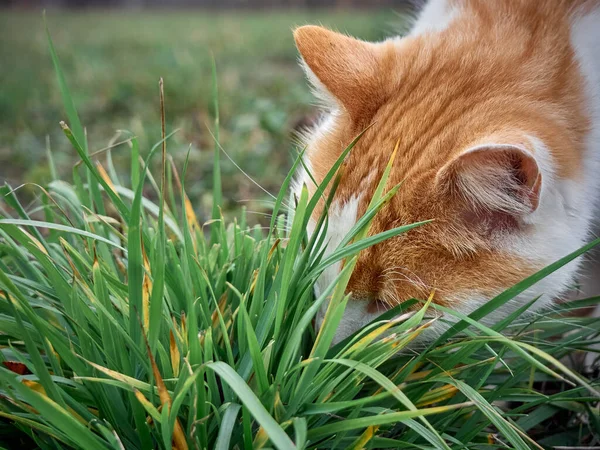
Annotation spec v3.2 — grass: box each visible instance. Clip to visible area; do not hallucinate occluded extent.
[1,12,600,450]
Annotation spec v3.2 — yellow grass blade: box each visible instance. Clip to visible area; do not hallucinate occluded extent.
[350,425,380,450]
[22,380,88,425]
[134,389,162,424]
[169,330,181,377]
[96,162,119,198]
[21,229,49,256]
[141,242,153,332]
[416,385,459,407]
[142,326,188,450]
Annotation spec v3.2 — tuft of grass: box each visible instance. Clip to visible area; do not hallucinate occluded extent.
[0,22,599,450]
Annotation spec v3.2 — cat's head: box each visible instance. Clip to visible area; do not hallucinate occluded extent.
[292,24,588,344]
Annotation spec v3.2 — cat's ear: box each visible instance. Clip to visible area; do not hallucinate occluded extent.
[437,142,542,227]
[294,25,384,118]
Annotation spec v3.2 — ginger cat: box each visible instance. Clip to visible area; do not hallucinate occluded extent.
[293,0,600,344]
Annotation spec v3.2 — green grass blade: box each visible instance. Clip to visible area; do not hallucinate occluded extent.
[45,15,85,152]
[207,362,296,450]
[214,403,242,450]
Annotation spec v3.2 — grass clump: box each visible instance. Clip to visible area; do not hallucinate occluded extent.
[1,25,600,450]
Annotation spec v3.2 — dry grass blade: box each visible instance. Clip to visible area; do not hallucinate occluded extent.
[141,322,189,450]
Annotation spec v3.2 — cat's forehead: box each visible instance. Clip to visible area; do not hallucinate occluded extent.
[300,115,451,219]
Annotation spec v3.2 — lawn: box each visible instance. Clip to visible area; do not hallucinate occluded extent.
[0,9,401,220]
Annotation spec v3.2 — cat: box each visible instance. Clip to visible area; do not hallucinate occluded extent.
[292,0,600,347]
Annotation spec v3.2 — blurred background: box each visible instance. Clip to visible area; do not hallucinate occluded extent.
[0,0,416,223]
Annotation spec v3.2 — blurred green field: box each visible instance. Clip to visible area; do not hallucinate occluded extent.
[0,10,403,221]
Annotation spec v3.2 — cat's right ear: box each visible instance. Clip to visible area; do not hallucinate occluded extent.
[436,140,543,232]
[294,25,385,119]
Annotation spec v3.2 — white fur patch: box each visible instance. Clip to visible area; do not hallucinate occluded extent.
[313,197,361,337]
[571,8,600,225]
[291,113,338,204]
[571,7,600,367]
[570,8,600,304]
[290,155,313,202]
[410,0,461,36]
[299,58,339,110]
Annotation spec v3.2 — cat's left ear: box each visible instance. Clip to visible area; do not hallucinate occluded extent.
[436,141,543,222]
[294,25,385,118]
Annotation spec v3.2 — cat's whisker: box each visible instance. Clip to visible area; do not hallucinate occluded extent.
[236,199,278,205]
[244,210,277,219]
